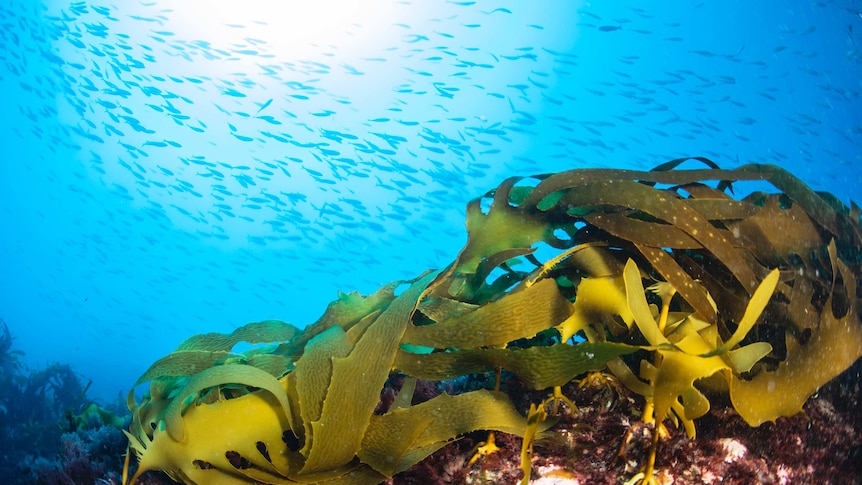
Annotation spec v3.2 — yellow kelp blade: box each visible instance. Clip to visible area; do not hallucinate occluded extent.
[725,342,772,374]
[163,364,294,442]
[623,259,669,347]
[704,268,779,356]
[128,389,297,485]
[649,346,729,427]
[557,274,633,342]
[730,254,862,426]
[299,272,438,475]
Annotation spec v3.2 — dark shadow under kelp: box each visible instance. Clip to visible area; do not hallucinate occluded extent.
[0,318,128,484]
[120,161,862,485]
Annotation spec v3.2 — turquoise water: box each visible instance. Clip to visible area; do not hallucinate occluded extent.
[0,0,859,401]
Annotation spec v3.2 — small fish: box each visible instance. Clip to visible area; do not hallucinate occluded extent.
[598,25,621,32]
[421,145,446,154]
[223,88,246,97]
[255,115,281,125]
[256,98,273,113]
[690,49,717,57]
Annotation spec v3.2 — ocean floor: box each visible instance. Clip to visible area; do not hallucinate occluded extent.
[118,362,861,485]
[4,320,861,485]
[381,361,862,485]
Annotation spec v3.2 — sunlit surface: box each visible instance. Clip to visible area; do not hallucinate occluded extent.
[173,0,402,68]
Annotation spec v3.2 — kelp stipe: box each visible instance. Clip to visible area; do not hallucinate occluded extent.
[123,160,862,484]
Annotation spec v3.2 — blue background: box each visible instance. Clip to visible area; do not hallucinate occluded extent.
[1,0,859,401]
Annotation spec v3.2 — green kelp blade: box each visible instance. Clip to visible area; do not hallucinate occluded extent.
[456,178,550,275]
[134,350,232,387]
[176,320,301,352]
[392,377,417,410]
[299,271,439,475]
[417,297,478,323]
[293,281,401,346]
[472,246,538,288]
[134,347,294,389]
[292,326,353,456]
[394,341,637,390]
[359,411,433,478]
[402,278,571,349]
[359,390,545,477]
[245,353,293,378]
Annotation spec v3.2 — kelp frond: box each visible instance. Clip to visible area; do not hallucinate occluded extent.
[124,161,862,485]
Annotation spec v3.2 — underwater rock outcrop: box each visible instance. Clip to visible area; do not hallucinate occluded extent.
[123,160,862,484]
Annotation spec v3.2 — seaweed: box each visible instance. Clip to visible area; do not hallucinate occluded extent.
[123,161,862,484]
[0,318,125,483]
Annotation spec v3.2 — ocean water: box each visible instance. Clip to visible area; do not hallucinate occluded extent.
[0,0,859,404]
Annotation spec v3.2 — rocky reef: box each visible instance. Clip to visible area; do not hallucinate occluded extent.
[0,319,128,485]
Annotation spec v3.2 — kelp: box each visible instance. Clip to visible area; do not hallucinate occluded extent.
[124,160,862,485]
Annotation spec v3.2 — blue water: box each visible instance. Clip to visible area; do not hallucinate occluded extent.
[0,0,859,401]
